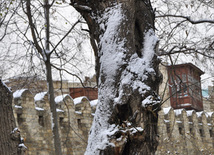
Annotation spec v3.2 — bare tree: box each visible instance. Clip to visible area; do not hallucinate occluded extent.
[0,0,21,41]
[152,0,214,78]
[19,0,89,154]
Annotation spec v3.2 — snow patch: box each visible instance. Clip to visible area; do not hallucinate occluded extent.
[15,105,22,109]
[34,92,47,102]
[206,112,213,117]
[1,80,12,92]
[163,107,171,115]
[55,94,71,104]
[142,95,160,107]
[114,29,158,105]
[18,143,27,149]
[73,96,88,105]
[11,127,19,133]
[179,103,191,106]
[75,111,82,115]
[56,108,64,112]
[35,107,44,111]
[196,111,203,117]
[13,89,27,98]
[130,127,144,134]
[90,99,98,107]
[174,109,184,116]
[186,110,194,116]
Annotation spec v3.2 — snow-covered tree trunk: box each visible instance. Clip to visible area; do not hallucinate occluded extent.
[71,0,162,154]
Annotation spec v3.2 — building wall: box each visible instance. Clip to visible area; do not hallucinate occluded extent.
[12,89,214,155]
[13,90,93,155]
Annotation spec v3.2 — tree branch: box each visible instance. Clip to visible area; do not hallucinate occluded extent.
[156,14,214,24]
[50,20,80,54]
[25,0,43,55]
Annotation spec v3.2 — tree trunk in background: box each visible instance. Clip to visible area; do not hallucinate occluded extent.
[45,59,62,155]
[0,80,20,154]
[44,0,62,154]
[71,0,162,154]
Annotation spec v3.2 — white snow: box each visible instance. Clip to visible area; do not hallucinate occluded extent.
[73,96,88,105]
[1,80,12,92]
[86,4,124,154]
[142,95,160,107]
[35,107,44,111]
[14,105,22,109]
[11,127,19,133]
[186,110,194,116]
[56,108,64,112]
[18,143,27,149]
[90,99,98,107]
[50,112,54,130]
[13,89,27,98]
[196,111,203,117]
[206,112,213,117]
[164,119,170,123]
[86,3,159,154]
[130,127,144,134]
[55,94,71,104]
[34,92,47,102]
[174,109,184,116]
[75,111,82,115]
[179,103,191,106]
[163,107,171,115]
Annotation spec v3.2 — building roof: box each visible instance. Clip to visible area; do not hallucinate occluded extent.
[167,63,204,75]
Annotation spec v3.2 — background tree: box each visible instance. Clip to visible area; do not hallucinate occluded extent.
[19,0,93,154]
[152,0,214,85]
[1,0,94,154]
[71,0,162,154]
[151,0,214,111]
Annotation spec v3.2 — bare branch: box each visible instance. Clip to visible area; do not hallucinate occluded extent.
[51,64,87,88]
[25,0,43,55]
[50,20,80,54]
[156,14,214,24]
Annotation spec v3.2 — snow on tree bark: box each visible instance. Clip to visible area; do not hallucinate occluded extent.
[71,0,162,154]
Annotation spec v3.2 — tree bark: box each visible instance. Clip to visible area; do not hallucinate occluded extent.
[0,80,20,155]
[45,59,62,155]
[25,0,62,154]
[71,0,161,154]
[44,0,62,154]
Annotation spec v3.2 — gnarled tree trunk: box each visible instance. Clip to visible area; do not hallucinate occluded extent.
[0,80,21,154]
[71,0,162,154]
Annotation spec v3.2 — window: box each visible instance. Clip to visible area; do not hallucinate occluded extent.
[38,116,44,127]
[77,119,81,128]
[182,74,187,82]
[59,117,64,126]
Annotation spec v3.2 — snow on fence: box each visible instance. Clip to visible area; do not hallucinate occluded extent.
[157,107,214,154]
[12,89,94,155]
[11,89,214,154]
